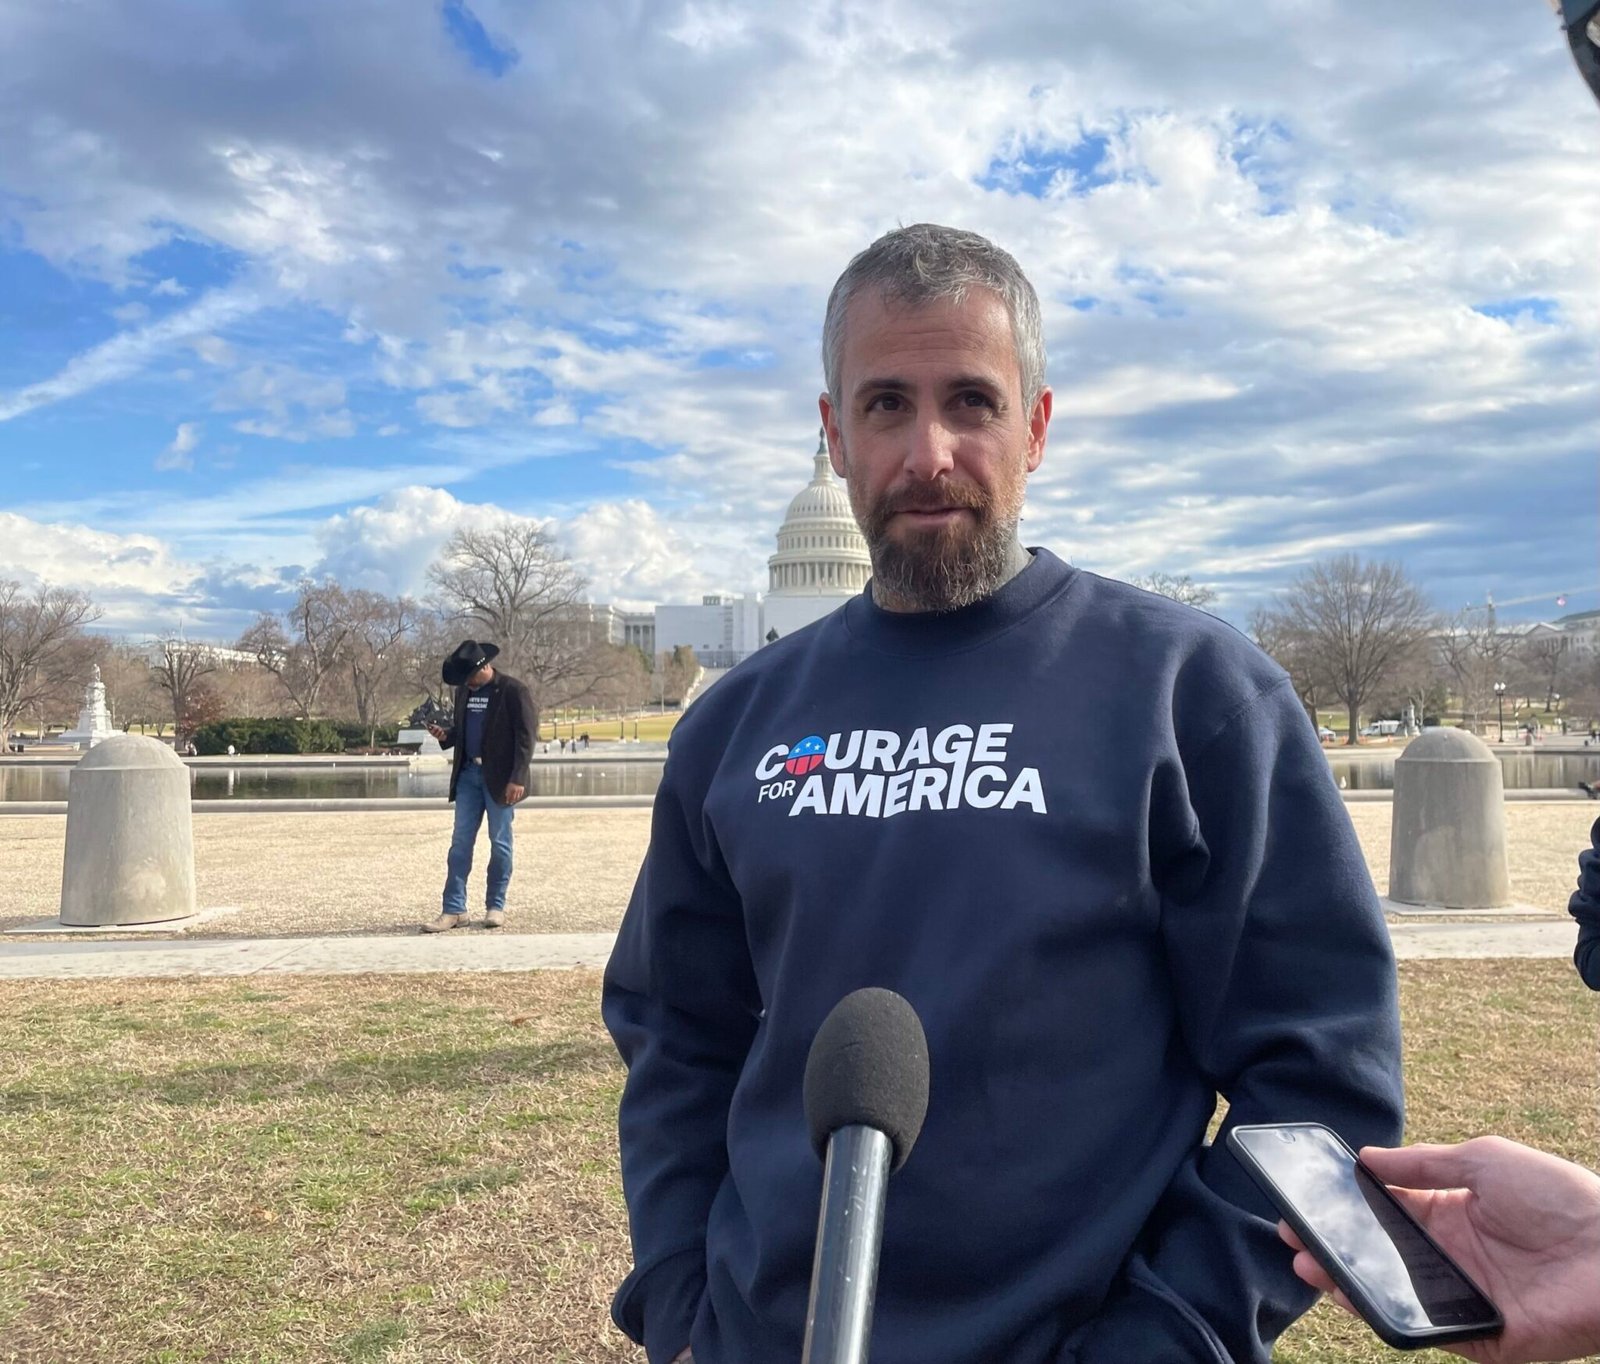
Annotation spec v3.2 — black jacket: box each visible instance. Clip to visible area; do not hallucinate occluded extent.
[439,669,537,803]
[1570,815,1600,990]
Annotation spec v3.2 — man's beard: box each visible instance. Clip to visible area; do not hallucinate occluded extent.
[857,478,1022,613]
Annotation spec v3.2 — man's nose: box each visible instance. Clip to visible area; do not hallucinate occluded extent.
[902,417,957,480]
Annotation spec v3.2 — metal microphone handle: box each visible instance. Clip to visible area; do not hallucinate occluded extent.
[801,1124,893,1364]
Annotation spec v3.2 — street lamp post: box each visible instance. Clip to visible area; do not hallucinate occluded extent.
[1493,680,1507,743]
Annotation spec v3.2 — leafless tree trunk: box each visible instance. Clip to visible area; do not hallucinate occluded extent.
[238,581,351,719]
[342,591,423,746]
[1248,607,1325,727]
[1521,635,1568,711]
[0,580,101,743]
[426,523,593,710]
[1435,609,1523,732]
[149,639,219,743]
[1259,556,1435,745]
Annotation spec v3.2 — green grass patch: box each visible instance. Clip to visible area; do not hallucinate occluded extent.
[0,964,1593,1362]
[337,1317,408,1362]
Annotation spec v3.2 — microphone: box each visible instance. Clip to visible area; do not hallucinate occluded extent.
[800,987,930,1364]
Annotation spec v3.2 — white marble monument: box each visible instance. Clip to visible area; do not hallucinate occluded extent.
[59,664,120,749]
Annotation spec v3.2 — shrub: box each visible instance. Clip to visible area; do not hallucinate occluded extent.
[331,721,401,749]
[191,718,346,755]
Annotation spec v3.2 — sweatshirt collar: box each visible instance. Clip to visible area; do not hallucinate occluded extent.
[841,546,1076,656]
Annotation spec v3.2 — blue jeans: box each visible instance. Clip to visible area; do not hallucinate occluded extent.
[442,764,515,915]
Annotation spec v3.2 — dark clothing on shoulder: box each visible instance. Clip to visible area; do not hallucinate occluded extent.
[1570,816,1600,989]
[437,670,537,802]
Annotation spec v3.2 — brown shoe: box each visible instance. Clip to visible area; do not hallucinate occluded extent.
[483,909,505,929]
[422,912,466,933]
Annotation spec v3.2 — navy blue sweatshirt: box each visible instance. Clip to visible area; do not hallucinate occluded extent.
[603,548,1404,1364]
[1569,815,1600,989]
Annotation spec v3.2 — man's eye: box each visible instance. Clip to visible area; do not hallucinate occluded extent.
[867,393,904,412]
[959,391,995,408]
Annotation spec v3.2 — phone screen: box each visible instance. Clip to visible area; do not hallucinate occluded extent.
[1232,1125,1498,1335]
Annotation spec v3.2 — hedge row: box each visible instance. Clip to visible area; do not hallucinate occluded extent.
[331,721,402,748]
[191,718,347,755]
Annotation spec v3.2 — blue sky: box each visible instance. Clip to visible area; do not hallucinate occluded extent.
[0,0,1596,638]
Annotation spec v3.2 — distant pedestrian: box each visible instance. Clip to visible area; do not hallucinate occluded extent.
[422,641,536,934]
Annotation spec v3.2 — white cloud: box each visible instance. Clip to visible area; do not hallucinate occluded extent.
[155,421,202,471]
[151,277,186,296]
[312,485,491,595]
[0,288,258,422]
[0,512,286,637]
[216,362,356,442]
[110,301,148,323]
[0,0,1596,623]
[192,335,234,366]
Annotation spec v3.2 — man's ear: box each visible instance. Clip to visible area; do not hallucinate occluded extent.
[1025,387,1053,474]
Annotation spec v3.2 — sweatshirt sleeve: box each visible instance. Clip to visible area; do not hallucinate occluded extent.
[1568,816,1600,990]
[602,741,762,1364]
[1066,677,1405,1364]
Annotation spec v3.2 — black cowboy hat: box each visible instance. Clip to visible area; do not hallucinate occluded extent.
[442,639,500,687]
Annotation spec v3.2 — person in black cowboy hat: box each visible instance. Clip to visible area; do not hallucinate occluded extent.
[422,640,538,932]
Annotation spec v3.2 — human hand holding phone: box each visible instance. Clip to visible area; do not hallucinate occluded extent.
[1280,1137,1600,1364]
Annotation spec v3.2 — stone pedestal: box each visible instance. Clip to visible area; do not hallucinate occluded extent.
[1388,728,1511,909]
[59,734,196,926]
[59,664,120,749]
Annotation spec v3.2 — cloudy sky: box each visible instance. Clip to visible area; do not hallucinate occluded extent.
[1,0,1596,639]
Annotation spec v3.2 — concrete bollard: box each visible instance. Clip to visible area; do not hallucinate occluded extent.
[59,734,196,926]
[1388,728,1511,909]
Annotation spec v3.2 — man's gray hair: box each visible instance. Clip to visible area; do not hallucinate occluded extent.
[822,223,1047,410]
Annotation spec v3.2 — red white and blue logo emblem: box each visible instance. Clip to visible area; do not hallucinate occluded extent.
[784,734,826,776]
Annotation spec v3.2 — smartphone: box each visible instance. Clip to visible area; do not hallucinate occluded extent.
[1227,1122,1503,1351]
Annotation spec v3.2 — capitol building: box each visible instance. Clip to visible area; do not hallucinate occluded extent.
[604,430,871,669]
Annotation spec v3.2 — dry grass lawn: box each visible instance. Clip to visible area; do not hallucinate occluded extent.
[2,962,1596,1363]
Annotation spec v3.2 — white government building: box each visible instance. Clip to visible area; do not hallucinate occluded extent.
[598,431,872,669]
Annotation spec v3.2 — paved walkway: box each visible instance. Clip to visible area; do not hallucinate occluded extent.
[0,922,1579,980]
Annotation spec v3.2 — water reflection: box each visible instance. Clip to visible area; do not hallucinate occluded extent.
[0,761,666,802]
[1326,752,1600,792]
[3,750,1598,802]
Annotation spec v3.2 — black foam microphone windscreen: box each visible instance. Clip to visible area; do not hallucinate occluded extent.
[802,987,930,1173]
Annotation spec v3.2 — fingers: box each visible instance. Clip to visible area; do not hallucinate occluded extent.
[1277,1221,1306,1252]
[1358,1143,1474,1190]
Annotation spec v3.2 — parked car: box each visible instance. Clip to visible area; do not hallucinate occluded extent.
[1318,726,1337,742]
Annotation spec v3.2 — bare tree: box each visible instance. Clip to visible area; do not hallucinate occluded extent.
[1248,607,1327,727]
[238,581,351,719]
[1260,556,1435,745]
[426,523,594,709]
[401,609,459,715]
[1128,572,1218,610]
[0,580,101,743]
[1520,632,1568,712]
[95,640,166,733]
[341,591,424,746]
[149,638,219,743]
[1435,608,1524,732]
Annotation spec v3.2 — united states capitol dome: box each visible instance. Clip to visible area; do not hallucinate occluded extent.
[767,430,871,597]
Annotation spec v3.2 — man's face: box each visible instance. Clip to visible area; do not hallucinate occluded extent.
[467,664,494,688]
[819,287,1051,612]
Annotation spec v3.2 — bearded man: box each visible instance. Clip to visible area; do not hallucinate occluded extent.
[602,224,1404,1364]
